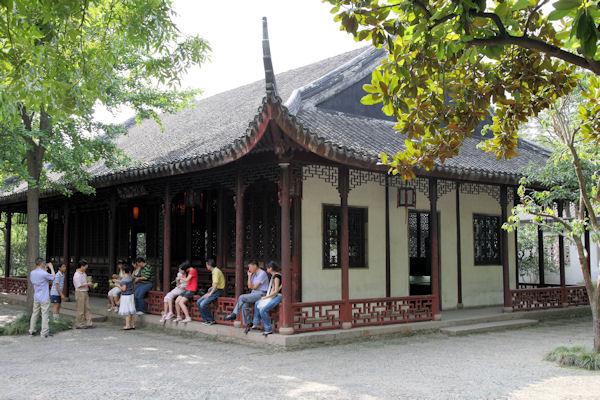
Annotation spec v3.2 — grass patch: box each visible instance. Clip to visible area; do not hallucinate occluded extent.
[545,346,600,370]
[0,313,73,336]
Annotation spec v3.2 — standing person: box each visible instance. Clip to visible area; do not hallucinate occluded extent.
[251,261,282,336]
[224,261,269,328]
[73,259,94,329]
[50,263,67,321]
[118,264,136,330]
[196,258,225,325]
[133,257,154,315]
[160,262,188,322]
[29,258,55,338]
[174,261,196,323]
[107,261,124,312]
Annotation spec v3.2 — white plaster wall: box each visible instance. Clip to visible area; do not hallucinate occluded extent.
[459,191,516,307]
[301,171,386,301]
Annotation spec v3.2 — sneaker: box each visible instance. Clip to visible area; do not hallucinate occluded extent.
[165,312,175,320]
[160,314,168,322]
[136,311,145,316]
[244,323,253,335]
[182,317,192,323]
[174,317,183,323]
[107,307,113,312]
[28,331,37,336]
[263,331,273,336]
[42,333,54,338]
[203,320,216,325]
[113,308,118,313]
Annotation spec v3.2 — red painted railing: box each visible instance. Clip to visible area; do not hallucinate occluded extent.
[351,295,434,327]
[0,277,5,292]
[291,300,344,333]
[145,291,279,331]
[510,285,588,311]
[5,277,27,296]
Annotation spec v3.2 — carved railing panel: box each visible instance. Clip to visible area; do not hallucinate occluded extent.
[6,277,27,295]
[292,300,343,332]
[351,296,434,326]
[566,286,588,306]
[511,287,563,310]
[0,277,5,292]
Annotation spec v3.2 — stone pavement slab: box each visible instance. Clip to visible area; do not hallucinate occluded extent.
[441,319,539,336]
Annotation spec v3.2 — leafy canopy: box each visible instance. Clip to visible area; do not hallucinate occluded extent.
[0,0,209,193]
[326,0,600,178]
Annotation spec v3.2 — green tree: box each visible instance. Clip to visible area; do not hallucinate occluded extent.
[326,0,600,352]
[0,0,209,307]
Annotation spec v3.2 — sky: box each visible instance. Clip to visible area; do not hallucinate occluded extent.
[97,0,365,123]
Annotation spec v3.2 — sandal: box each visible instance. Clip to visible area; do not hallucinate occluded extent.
[75,325,88,329]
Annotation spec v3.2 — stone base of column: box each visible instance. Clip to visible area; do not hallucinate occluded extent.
[279,327,294,335]
[234,321,242,328]
[503,306,513,313]
[457,303,464,309]
[562,302,569,308]
[342,321,352,330]
[434,314,442,321]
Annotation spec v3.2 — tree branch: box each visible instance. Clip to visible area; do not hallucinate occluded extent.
[467,35,600,75]
[473,12,507,36]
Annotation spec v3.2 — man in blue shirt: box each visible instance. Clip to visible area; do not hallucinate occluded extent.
[224,261,269,331]
[29,257,55,338]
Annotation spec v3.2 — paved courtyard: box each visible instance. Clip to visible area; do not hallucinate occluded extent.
[1,302,599,400]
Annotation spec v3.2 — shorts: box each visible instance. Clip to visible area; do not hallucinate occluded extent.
[180,289,195,300]
[108,286,122,297]
[164,287,184,302]
[50,295,62,304]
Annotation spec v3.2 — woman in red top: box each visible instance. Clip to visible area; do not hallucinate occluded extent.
[175,261,197,323]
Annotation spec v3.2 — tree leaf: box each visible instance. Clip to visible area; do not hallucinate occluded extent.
[553,0,582,11]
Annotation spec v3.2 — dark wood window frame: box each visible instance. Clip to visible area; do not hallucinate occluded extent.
[473,214,502,265]
[323,205,368,269]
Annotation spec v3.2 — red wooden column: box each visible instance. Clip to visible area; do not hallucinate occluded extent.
[292,186,302,303]
[162,185,172,293]
[61,205,69,297]
[108,195,117,275]
[4,211,11,278]
[234,173,245,302]
[514,187,520,288]
[185,189,193,262]
[279,163,294,334]
[216,188,225,269]
[455,182,463,308]
[558,201,567,306]
[338,167,352,329]
[500,185,512,312]
[385,176,391,297]
[429,178,441,320]
[537,226,545,287]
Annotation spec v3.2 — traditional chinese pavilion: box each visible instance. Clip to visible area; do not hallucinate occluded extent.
[0,19,587,334]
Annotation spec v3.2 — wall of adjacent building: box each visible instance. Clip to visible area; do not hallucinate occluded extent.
[301,166,516,309]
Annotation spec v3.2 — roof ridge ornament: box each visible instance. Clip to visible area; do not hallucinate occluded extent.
[262,17,278,98]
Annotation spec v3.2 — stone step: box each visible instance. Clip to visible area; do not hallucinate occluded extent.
[59,308,107,323]
[440,319,538,336]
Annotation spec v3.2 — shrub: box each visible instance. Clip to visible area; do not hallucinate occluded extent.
[0,312,73,336]
[545,346,600,370]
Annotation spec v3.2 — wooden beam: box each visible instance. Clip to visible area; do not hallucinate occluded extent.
[162,185,172,293]
[501,186,512,311]
[456,182,462,307]
[385,176,391,298]
[279,163,293,334]
[429,178,441,319]
[338,166,352,329]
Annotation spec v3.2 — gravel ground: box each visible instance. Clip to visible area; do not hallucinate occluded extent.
[1,302,599,400]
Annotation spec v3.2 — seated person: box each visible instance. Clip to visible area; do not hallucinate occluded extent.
[160,262,188,322]
[107,261,125,312]
[174,261,196,323]
[196,258,225,325]
[250,260,282,336]
[224,260,269,328]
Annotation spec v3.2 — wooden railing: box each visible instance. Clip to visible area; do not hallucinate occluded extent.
[145,291,279,331]
[351,295,434,327]
[2,277,28,296]
[291,300,343,333]
[510,285,588,311]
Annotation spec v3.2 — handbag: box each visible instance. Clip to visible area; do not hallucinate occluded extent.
[256,298,270,310]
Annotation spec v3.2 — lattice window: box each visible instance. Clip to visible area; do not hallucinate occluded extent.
[473,214,501,265]
[323,205,367,268]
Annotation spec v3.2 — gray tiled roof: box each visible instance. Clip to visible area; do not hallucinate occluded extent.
[295,108,550,178]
